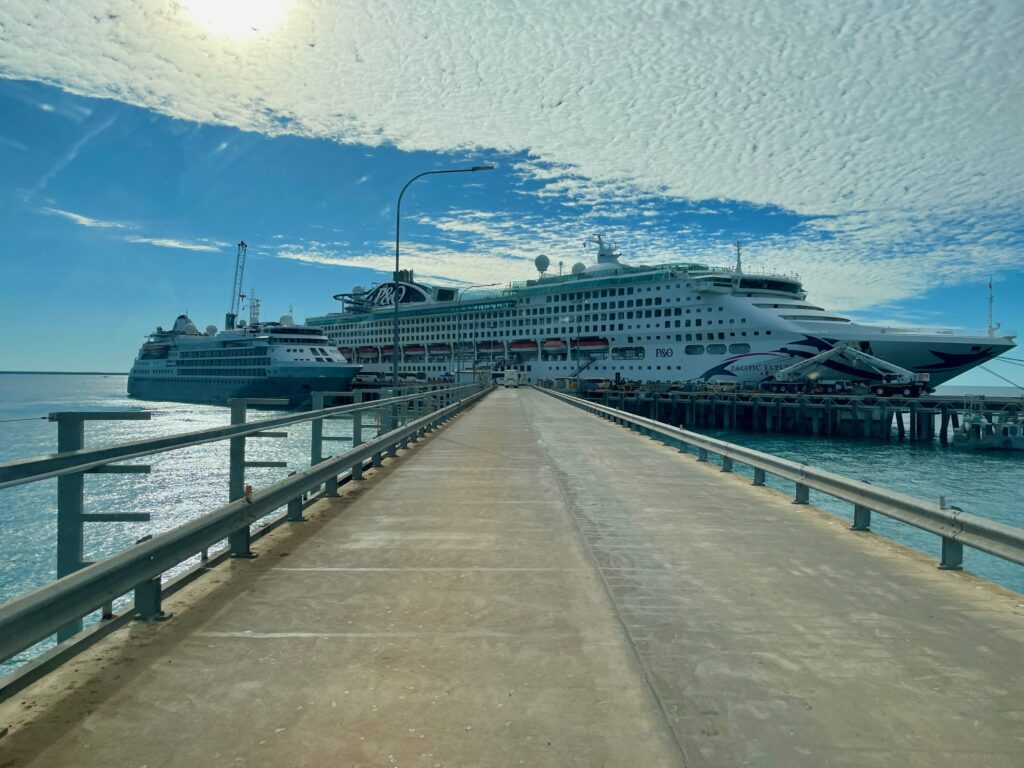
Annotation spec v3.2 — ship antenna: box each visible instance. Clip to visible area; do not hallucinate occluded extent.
[734,241,742,274]
[248,287,261,327]
[987,278,1000,337]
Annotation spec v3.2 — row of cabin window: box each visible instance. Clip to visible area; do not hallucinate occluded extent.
[331,316,764,343]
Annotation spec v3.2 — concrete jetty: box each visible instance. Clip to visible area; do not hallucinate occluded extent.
[1,388,1022,767]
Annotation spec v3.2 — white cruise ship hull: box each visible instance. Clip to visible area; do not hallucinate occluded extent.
[306,241,1015,390]
[127,370,359,406]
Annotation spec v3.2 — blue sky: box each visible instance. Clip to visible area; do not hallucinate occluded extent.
[0,1,1022,387]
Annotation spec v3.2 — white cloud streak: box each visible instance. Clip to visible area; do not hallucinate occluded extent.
[41,206,130,229]
[124,235,225,252]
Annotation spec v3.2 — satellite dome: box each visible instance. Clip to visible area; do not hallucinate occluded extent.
[352,285,365,294]
[205,325,218,336]
[534,254,550,274]
[571,262,586,275]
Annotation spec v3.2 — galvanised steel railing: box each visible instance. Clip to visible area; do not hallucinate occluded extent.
[537,386,1024,572]
[0,383,491,697]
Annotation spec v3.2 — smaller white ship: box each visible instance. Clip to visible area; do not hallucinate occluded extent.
[127,312,361,406]
[128,241,360,406]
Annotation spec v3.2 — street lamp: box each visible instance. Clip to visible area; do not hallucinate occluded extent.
[454,282,500,383]
[392,165,495,389]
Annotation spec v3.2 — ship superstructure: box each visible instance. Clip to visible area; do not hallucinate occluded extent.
[305,236,1015,387]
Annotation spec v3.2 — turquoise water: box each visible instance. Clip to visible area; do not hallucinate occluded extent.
[0,373,378,670]
[1,374,1022,671]
[692,428,1023,592]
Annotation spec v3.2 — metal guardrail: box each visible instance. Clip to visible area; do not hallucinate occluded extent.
[0,384,491,675]
[537,386,1024,572]
[0,386,475,490]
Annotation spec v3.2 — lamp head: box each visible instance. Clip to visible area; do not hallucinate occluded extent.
[471,165,495,172]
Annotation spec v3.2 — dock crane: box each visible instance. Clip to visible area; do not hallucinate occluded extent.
[224,241,247,330]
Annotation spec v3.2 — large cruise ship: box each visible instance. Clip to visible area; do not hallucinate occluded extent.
[127,313,360,406]
[305,236,1015,387]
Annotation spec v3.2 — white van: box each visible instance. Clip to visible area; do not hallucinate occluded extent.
[503,369,521,388]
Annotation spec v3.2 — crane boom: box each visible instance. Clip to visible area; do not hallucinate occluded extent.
[772,343,921,382]
[225,240,247,330]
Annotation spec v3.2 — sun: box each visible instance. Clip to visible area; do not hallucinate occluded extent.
[180,0,293,39]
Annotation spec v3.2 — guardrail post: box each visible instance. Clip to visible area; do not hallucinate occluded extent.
[287,496,305,522]
[386,389,400,433]
[134,578,167,621]
[352,392,364,480]
[752,467,766,486]
[721,457,733,473]
[939,538,964,570]
[793,482,809,505]
[53,414,86,640]
[228,400,253,557]
[130,535,168,621]
[697,448,709,462]
[851,504,871,531]
[325,468,339,497]
[49,410,153,641]
[311,392,325,466]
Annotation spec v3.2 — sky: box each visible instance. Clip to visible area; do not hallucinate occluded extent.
[0,0,1021,386]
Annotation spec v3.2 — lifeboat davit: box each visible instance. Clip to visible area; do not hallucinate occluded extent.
[477,341,505,356]
[542,338,568,356]
[572,336,610,356]
[509,339,539,358]
[428,342,452,355]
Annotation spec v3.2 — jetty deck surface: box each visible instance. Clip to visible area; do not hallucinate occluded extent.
[2,388,1022,767]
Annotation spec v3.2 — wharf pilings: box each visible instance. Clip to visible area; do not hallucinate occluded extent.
[585,389,1023,442]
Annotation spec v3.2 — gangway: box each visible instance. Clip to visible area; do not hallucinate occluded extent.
[765,343,930,396]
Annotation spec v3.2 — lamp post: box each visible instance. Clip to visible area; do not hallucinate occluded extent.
[392,165,495,389]
[454,282,499,383]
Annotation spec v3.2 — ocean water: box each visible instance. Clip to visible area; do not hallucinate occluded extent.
[0,373,379,670]
[0,375,1022,671]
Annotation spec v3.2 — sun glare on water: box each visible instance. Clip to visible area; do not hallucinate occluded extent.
[180,0,293,39]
